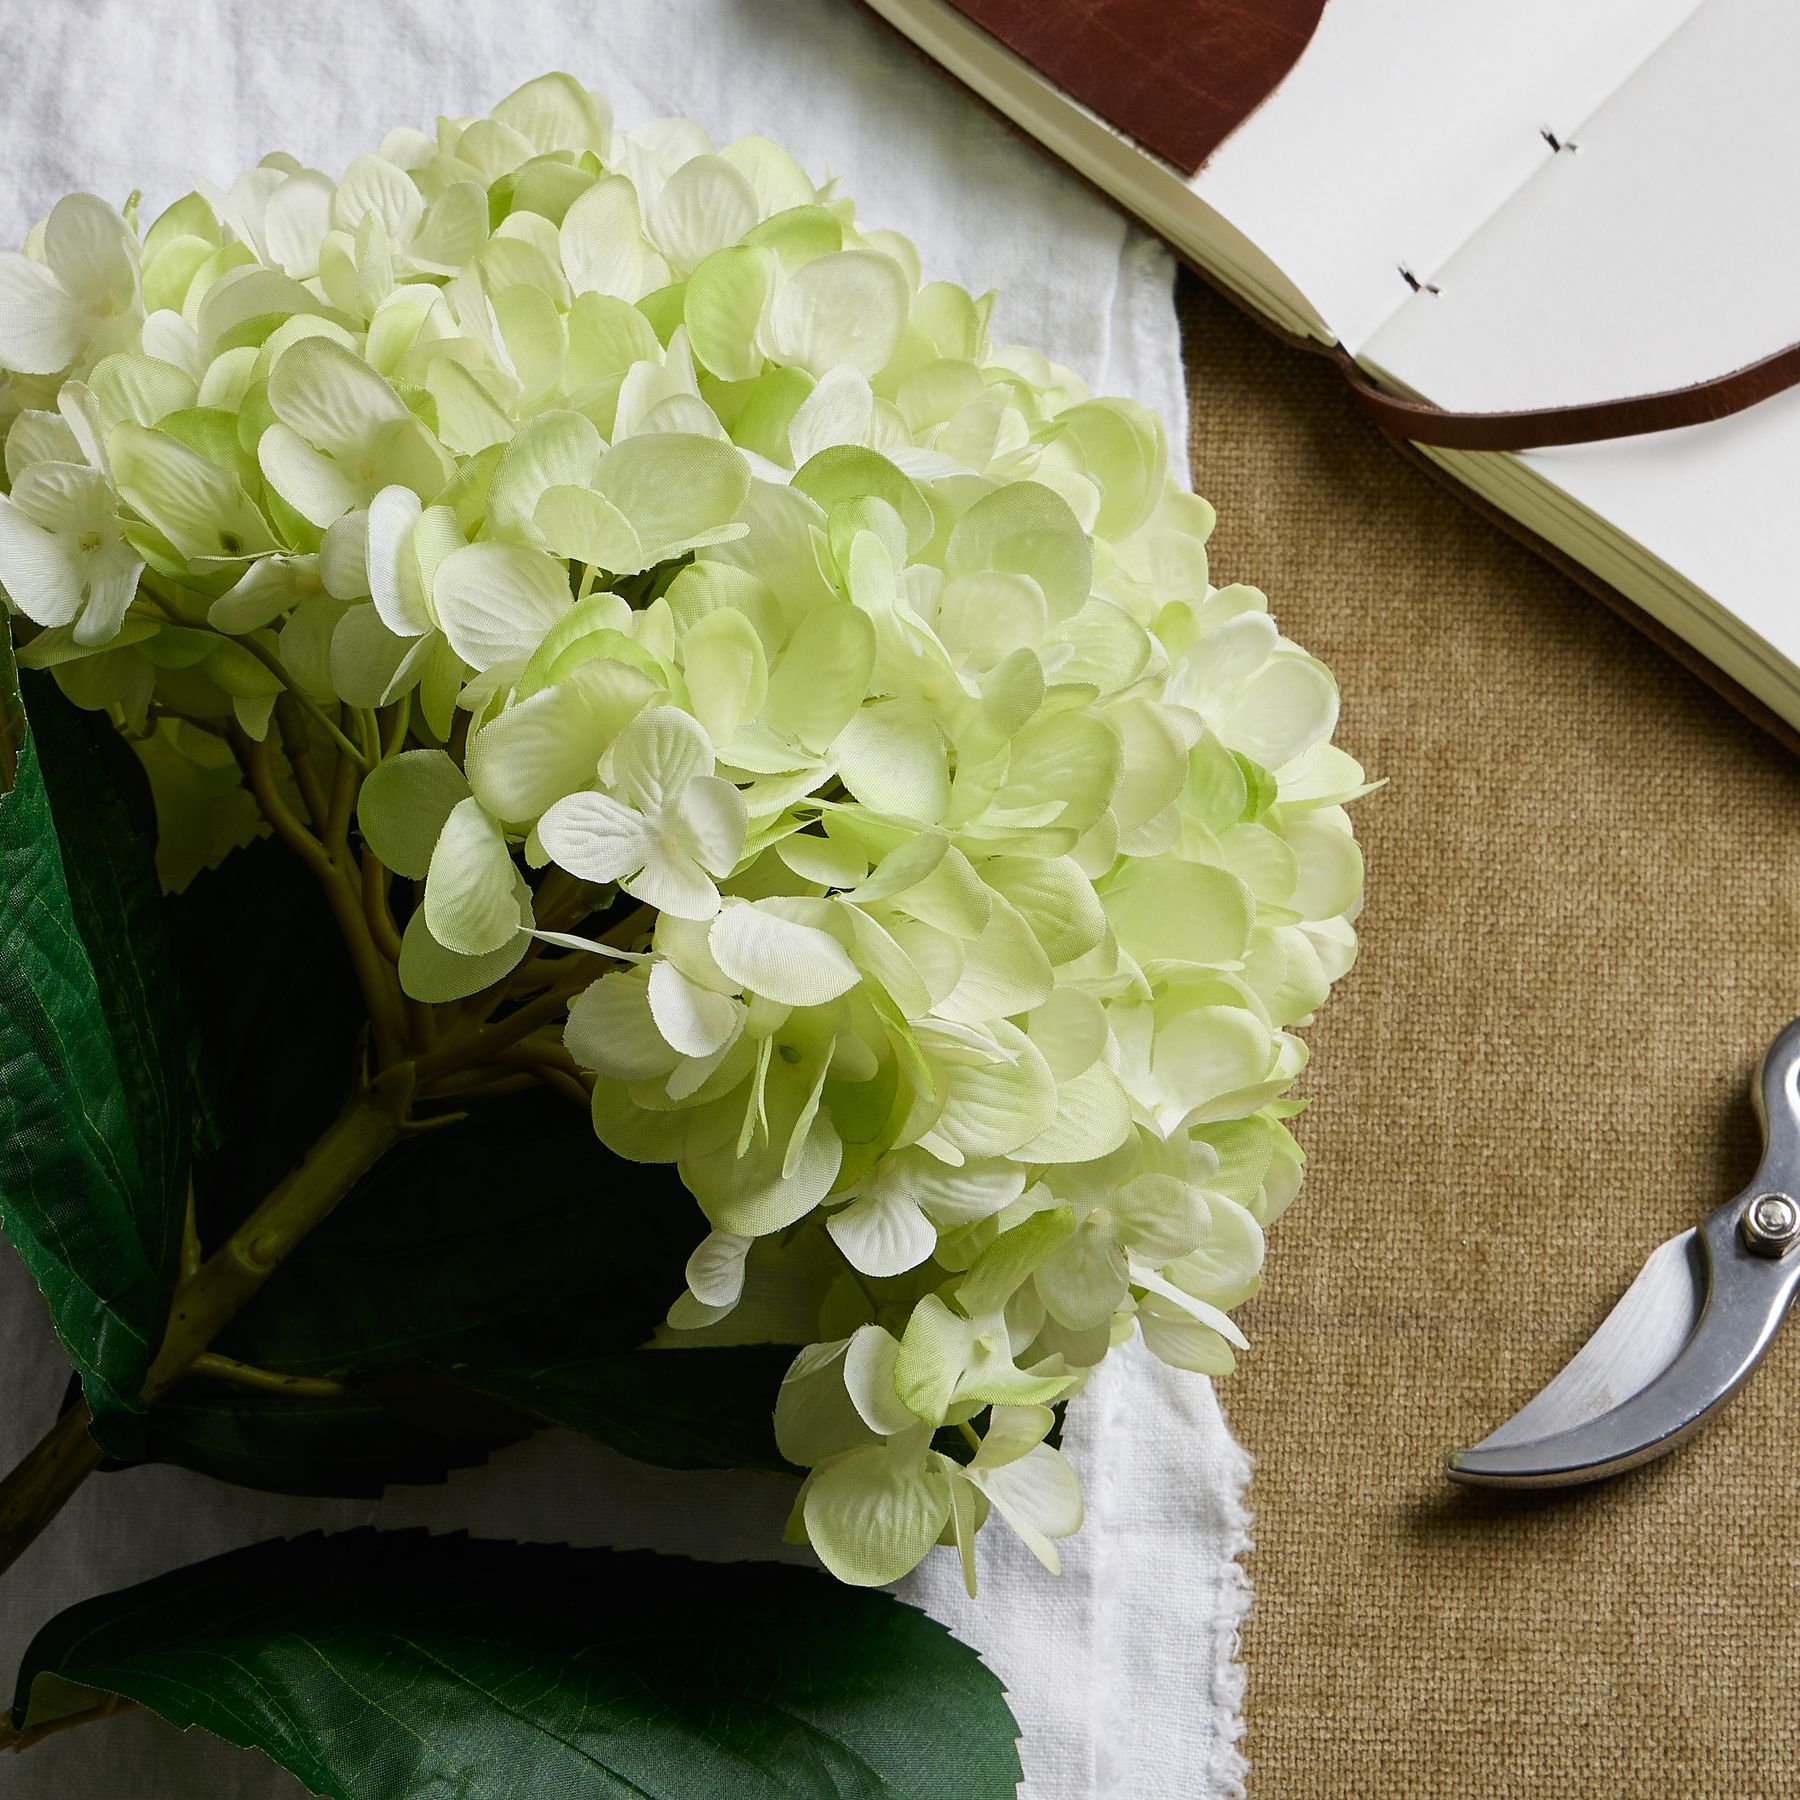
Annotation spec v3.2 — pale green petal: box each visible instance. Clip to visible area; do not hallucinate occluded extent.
[358,746,470,878]
[844,1325,918,1437]
[257,421,358,527]
[828,1189,936,1279]
[332,153,425,246]
[595,432,751,568]
[397,897,529,1003]
[947,480,1091,621]
[1029,1224,1123,1339]
[464,680,610,822]
[774,1340,872,1467]
[650,153,759,273]
[328,600,414,708]
[366,483,432,635]
[268,333,409,457]
[834,700,948,824]
[764,249,908,379]
[970,1444,1082,1573]
[762,602,875,754]
[685,244,776,382]
[432,540,571,670]
[682,596,767,746]
[425,795,524,957]
[709,898,859,1005]
[647,958,740,1058]
[538,787,652,884]
[560,175,658,300]
[534,484,642,573]
[1103,858,1253,967]
[111,422,275,561]
[565,970,681,1081]
[487,409,604,547]
[803,1439,951,1586]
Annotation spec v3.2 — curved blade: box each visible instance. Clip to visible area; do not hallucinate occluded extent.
[1447,1206,1800,1487]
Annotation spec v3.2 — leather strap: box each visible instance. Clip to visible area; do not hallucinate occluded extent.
[1344,338,1800,450]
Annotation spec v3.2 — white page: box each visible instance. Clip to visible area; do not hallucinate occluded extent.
[1362,0,1800,669]
[1191,0,1702,350]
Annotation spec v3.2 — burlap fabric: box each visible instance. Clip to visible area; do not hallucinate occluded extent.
[1177,273,1800,1799]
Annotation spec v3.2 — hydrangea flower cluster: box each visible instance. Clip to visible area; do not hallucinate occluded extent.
[0,74,1367,1591]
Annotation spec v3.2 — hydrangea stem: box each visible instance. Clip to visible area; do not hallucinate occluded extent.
[0,1086,407,1583]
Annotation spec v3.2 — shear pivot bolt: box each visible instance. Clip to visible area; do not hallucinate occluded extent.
[1743,1192,1800,1257]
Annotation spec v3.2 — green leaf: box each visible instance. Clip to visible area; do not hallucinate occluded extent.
[137,1373,532,1498]
[168,833,363,1242]
[12,1531,1026,1800]
[142,1086,796,1491]
[0,667,191,1455]
[465,1344,798,1476]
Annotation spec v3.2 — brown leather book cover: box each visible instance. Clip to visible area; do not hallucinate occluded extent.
[941,0,1326,172]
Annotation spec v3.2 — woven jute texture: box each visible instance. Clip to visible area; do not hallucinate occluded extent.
[1175,272,1800,1799]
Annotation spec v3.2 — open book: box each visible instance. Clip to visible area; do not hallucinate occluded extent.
[862,0,1800,743]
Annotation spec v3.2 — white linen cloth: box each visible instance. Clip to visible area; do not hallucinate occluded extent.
[0,3,1254,1793]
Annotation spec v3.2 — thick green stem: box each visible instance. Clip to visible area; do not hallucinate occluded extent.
[142,1090,405,1401]
[0,1088,406,1583]
[0,1404,106,1586]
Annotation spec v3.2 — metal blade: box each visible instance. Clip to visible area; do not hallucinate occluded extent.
[1447,1201,1800,1487]
[1469,1230,1703,1453]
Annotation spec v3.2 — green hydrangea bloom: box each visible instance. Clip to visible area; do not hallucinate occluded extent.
[0,72,1370,1591]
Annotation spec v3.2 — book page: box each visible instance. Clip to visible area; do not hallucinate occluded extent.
[1361,0,1800,670]
[1190,0,1703,350]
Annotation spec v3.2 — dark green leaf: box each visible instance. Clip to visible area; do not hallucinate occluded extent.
[464,1344,798,1476]
[0,668,191,1455]
[168,833,364,1241]
[139,1370,535,1498]
[12,1530,1025,1800]
[214,1087,702,1374]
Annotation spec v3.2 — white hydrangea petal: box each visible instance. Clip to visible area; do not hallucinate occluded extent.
[970,1444,1083,1573]
[332,152,426,246]
[827,1190,935,1279]
[258,421,359,527]
[0,252,82,375]
[843,1325,918,1437]
[268,334,409,457]
[647,958,739,1058]
[684,1228,753,1308]
[675,774,749,877]
[366,484,430,635]
[0,493,83,628]
[650,153,758,273]
[565,970,681,1082]
[432,540,571,670]
[425,796,524,957]
[560,175,656,300]
[624,846,721,924]
[538,788,652,884]
[609,704,714,812]
[803,1439,951,1587]
[358,747,471,878]
[764,249,908,379]
[709,899,859,1006]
